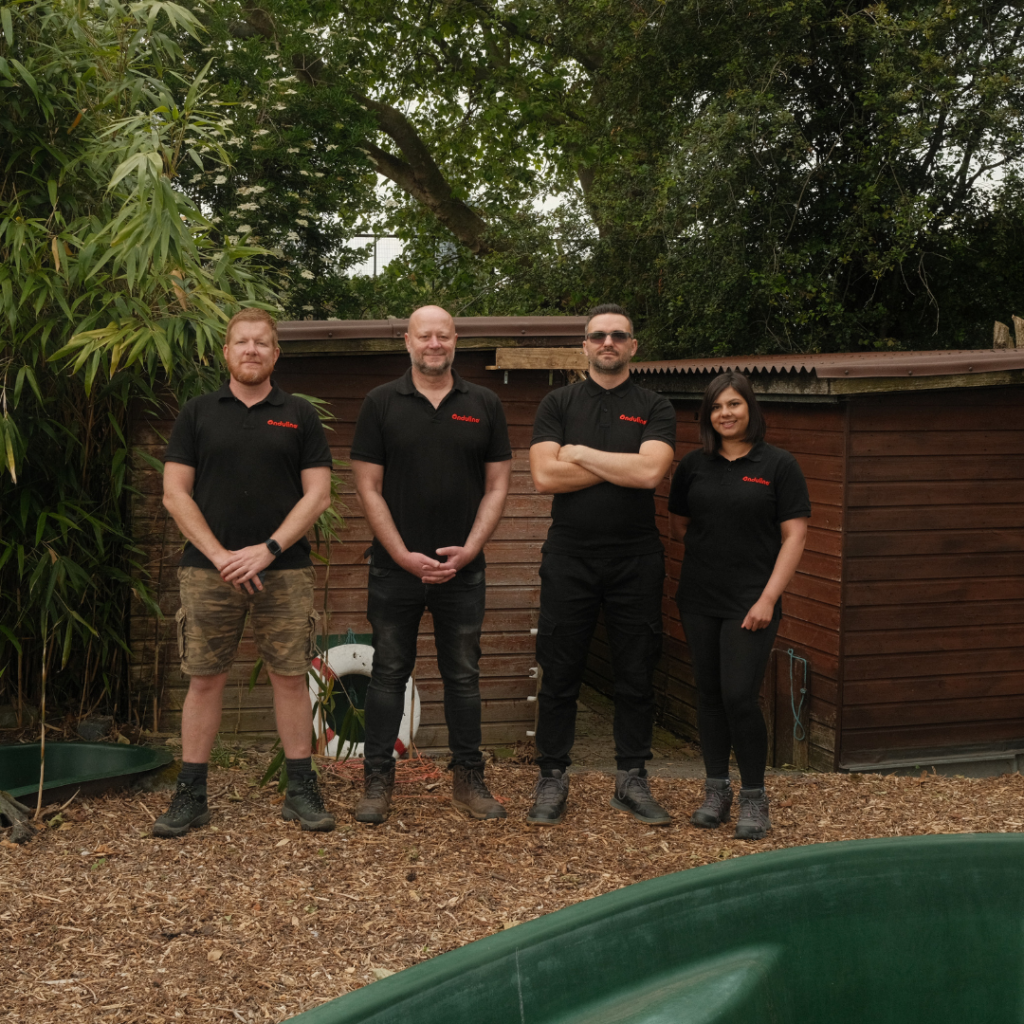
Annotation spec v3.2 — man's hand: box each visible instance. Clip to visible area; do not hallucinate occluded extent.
[741,595,776,631]
[219,544,277,593]
[396,550,457,585]
[556,444,587,464]
[434,545,477,576]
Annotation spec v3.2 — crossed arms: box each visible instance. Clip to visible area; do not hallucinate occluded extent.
[529,440,675,495]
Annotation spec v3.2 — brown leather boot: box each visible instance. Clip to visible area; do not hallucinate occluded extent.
[451,764,507,820]
[354,765,395,824]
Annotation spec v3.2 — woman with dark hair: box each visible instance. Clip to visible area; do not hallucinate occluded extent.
[668,371,810,839]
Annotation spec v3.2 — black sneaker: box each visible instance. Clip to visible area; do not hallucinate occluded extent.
[610,768,671,825]
[734,787,771,840]
[691,779,733,829]
[283,774,336,832]
[152,781,211,838]
[526,770,569,826]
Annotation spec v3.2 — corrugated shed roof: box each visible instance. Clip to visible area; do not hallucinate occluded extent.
[278,315,588,341]
[631,349,1024,379]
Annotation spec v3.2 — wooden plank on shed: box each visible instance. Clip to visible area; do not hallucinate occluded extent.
[486,348,587,370]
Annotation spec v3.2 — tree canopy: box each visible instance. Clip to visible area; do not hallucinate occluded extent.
[191,0,1024,353]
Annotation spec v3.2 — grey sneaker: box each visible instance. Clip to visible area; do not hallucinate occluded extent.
[691,779,733,829]
[152,781,210,838]
[354,765,395,824]
[610,768,671,825]
[734,787,771,840]
[282,774,335,832]
[526,770,569,825]
[452,764,507,820]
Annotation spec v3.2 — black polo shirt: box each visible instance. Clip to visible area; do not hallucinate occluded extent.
[350,368,512,573]
[669,442,811,618]
[164,381,333,570]
[531,375,677,558]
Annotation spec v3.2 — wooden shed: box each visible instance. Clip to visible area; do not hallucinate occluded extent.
[628,349,1024,774]
[131,329,1024,774]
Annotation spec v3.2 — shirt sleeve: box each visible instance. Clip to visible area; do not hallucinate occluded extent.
[667,453,694,517]
[164,399,197,466]
[640,395,677,448]
[775,451,812,522]
[299,401,334,469]
[530,390,565,445]
[350,394,386,465]
[484,392,513,462]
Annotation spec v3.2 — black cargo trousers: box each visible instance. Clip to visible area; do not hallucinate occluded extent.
[533,550,665,772]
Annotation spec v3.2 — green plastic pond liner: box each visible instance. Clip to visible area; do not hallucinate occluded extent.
[0,742,173,804]
[289,833,1024,1024]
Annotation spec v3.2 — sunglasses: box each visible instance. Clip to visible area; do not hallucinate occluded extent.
[585,331,632,343]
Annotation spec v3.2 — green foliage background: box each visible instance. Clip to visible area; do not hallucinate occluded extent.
[0,0,273,724]
[185,0,1024,355]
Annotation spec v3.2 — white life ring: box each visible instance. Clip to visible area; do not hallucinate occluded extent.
[308,643,419,759]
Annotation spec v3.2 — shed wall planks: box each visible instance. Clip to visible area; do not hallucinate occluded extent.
[839,386,1024,764]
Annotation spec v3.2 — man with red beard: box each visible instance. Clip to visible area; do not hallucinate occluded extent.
[155,308,335,837]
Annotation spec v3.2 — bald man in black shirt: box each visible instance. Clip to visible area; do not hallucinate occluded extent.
[351,305,512,824]
[528,304,676,826]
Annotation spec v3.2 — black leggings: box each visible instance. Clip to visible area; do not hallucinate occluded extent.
[680,610,780,789]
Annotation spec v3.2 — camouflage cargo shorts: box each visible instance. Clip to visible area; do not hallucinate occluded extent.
[175,566,318,678]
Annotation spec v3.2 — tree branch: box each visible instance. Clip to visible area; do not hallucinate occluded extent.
[355,93,499,255]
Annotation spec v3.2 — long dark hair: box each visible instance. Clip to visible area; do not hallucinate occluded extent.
[698,371,766,456]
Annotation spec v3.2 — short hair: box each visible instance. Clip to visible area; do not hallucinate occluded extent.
[698,371,766,456]
[226,307,278,348]
[585,303,634,336]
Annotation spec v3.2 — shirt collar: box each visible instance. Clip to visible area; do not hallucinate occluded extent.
[397,367,468,396]
[715,441,765,463]
[216,379,286,406]
[583,373,634,398]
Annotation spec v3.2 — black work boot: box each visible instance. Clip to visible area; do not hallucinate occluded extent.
[526,769,569,826]
[354,764,395,824]
[282,773,335,832]
[451,764,507,820]
[691,778,733,829]
[152,780,211,838]
[734,787,771,840]
[610,768,671,825]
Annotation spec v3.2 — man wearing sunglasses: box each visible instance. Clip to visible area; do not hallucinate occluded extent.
[527,304,676,826]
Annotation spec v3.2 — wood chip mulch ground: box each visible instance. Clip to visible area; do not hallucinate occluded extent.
[6,757,1024,1024]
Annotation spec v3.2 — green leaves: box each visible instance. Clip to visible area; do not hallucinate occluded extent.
[0,0,275,729]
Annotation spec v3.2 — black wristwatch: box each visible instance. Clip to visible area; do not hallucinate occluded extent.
[265,538,282,558]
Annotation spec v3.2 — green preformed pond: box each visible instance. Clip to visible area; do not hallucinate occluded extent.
[0,741,172,804]
[291,833,1022,1024]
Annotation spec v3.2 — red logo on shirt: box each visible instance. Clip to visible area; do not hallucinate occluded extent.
[267,419,299,430]
[620,414,647,424]
[743,476,770,486]
[452,413,480,423]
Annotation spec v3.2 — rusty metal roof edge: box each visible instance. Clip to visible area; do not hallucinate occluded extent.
[277,315,589,342]
[630,349,1024,379]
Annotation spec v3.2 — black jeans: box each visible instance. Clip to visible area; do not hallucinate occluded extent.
[364,565,486,770]
[534,551,664,772]
[680,609,780,789]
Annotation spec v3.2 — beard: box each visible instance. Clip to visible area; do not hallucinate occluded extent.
[411,352,453,377]
[589,350,630,375]
[232,361,273,386]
